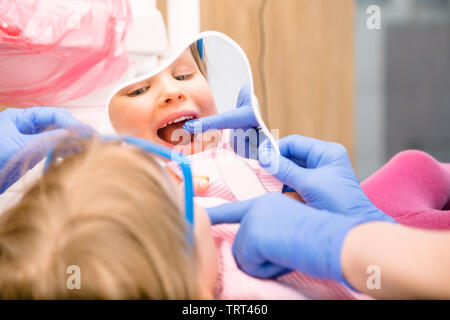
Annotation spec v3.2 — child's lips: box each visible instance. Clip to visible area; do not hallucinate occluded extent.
[158,115,195,130]
[155,110,199,131]
[155,110,199,145]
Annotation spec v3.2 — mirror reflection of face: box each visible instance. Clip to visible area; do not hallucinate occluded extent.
[109,48,219,155]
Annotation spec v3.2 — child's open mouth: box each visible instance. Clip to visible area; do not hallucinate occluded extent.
[157,115,196,145]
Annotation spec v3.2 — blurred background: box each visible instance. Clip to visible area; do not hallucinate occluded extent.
[356,0,450,179]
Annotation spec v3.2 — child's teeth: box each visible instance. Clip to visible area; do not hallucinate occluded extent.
[160,115,194,129]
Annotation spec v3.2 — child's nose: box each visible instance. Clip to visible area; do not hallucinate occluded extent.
[158,80,186,107]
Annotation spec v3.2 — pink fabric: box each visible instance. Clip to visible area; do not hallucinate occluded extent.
[166,130,283,201]
[362,150,450,230]
[179,148,282,201]
[212,224,370,300]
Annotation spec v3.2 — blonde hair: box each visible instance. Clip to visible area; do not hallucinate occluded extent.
[190,42,207,79]
[0,137,199,299]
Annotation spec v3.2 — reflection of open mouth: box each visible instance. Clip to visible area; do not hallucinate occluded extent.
[157,113,197,146]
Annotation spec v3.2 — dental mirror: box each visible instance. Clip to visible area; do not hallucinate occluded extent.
[106,31,278,157]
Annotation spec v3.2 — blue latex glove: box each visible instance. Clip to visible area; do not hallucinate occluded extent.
[258,135,396,222]
[183,84,260,158]
[0,107,88,194]
[183,83,258,132]
[207,193,373,285]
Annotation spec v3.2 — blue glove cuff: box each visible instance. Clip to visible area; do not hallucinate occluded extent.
[290,210,394,291]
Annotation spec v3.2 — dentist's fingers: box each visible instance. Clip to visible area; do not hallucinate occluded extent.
[232,242,290,278]
[250,263,290,279]
[11,107,87,134]
[3,128,70,190]
[183,106,258,133]
[206,199,253,225]
[258,138,309,191]
[278,135,324,164]
[279,135,352,169]
[236,83,252,108]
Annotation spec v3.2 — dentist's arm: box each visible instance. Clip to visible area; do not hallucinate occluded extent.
[208,196,450,299]
[207,193,367,284]
[0,107,89,193]
[342,221,450,299]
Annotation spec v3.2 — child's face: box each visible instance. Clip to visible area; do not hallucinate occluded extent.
[109,49,219,155]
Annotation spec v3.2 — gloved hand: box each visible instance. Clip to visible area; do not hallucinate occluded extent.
[207,193,372,285]
[0,107,88,194]
[258,135,395,222]
[183,84,260,158]
[183,83,258,132]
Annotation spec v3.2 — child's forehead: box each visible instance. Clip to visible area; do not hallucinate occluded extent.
[171,48,197,68]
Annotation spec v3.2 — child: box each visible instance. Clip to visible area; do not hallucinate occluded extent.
[108,42,284,201]
[0,137,366,299]
[0,137,216,299]
[108,43,221,156]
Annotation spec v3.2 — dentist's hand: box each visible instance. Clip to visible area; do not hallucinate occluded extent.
[183,84,261,158]
[0,107,89,193]
[258,135,395,222]
[183,83,258,132]
[207,193,368,285]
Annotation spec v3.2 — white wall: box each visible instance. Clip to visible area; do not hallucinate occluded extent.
[167,0,200,51]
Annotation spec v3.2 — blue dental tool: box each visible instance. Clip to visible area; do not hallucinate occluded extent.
[196,39,203,60]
